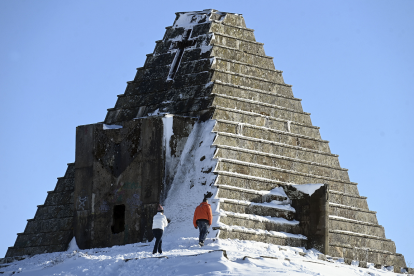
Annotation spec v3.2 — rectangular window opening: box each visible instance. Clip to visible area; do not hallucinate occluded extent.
[111,204,125,234]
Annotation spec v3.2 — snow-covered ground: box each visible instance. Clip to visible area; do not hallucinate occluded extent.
[0,236,408,276]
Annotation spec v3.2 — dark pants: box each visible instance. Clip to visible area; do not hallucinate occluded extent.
[197,220,209,243]
[152,229,163,254]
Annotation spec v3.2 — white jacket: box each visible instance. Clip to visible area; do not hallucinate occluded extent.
[152,212,168,230]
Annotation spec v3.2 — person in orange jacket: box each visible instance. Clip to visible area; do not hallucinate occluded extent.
[193,197,213,246]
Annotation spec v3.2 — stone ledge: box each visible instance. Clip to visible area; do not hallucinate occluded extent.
[214,169,333,189]
[329,243,399,256]
[329,190,366,199]
[212,44,273,59]
[213,94,308,118]
[329,230,390,242]
[214,80,297,100]
[221,211,298,225]
[213,225,306,240]
[213,68,288,87]
[215,144,347,172]
[216,184,276,196]
[214,106,316,129]
[213,32,264,45]
[214,57,282,73]
[215,132,340,157]
[214,170,284,187]
[217,158,356,186]
[211,20,255,33]
[329,203,376,213]
[215,119,326,144]
[214,197,295,213]
[329,216,382,227]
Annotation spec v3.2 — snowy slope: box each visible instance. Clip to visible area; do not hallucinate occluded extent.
[0,236,409,276]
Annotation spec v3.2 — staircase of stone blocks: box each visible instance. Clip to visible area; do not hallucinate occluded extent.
[207,29,404,265]
[5,163,75,258]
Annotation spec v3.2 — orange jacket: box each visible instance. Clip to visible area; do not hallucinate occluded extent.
[193,202,213,227]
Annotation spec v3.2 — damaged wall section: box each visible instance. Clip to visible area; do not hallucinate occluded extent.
[74,115,197,250]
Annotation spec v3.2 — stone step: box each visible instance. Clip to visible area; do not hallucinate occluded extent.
[24,217,73,234]
[211,67,290,94]
[213,132,341,169]
[154,32,211,56]
[329,190,369,210]
[215,171,285,192]
[116,83,211,110]
[212,106,321,139]
[329,203,378,224]
[34,204,74,220]
[212,33,267,58]
[215,164,358,194]
[211,92,308,122]
[5,244,69,259]
[329,230,396,253]
[214,145,349,182]
[219,211,301,234]
[64,163,75,178]
[211,45,275,70]
[212,81,302,113]
[215,226,307,247]
[106,94,212,124]
[215,172,365,211]
[54,177,75,193]
[213,119,330,153]
[329,216,385,238]
[143,51,178,68]
[133,58,213,83]
[210,21,257,43]
[13,230,73,249]
[213,57,283,83]
[126,70,211,97]
[328,243,406,268]
[44,190,73,206]
[132,63,171,82]
[216,184,287,203]
[215,159,359,195]
[215,198,295,220]
[213,80,294,103]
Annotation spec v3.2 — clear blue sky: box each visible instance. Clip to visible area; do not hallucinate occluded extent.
[1,0,413,264]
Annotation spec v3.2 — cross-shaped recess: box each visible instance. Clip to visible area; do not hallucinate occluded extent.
[167,29,195,80]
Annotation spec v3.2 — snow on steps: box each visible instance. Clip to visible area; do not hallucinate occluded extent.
[215,198,296,220]
[219,210,301,234]
[215,225,307,247]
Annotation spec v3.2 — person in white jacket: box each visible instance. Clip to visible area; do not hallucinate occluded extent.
[152,204,168,254]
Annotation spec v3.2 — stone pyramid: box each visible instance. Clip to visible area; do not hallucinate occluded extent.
[4,9,406,271]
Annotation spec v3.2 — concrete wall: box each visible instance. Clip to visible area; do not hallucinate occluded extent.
[74,118,165,249]
[73,116,195,250]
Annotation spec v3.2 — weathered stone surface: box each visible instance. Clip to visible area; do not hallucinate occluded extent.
[329,217,385,237]
[5,10,406,269]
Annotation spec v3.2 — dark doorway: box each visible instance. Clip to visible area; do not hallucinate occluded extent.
[111,204,125,234]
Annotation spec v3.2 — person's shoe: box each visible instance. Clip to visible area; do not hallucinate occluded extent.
[153,251,157,254]
[158,251,162,254]
[199,241,204,247]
